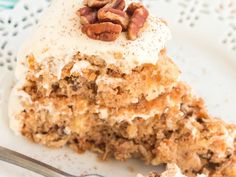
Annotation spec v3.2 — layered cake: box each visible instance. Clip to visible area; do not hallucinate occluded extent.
[9,0,236,177]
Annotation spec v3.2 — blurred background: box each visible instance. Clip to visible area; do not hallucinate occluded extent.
[0,0,18,10]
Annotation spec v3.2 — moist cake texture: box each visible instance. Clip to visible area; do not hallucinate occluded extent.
[9,0,236,177]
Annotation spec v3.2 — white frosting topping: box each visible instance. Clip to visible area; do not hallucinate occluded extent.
[16,0,171,79]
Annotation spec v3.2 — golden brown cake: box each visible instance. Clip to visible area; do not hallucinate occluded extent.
[9,0,236,177]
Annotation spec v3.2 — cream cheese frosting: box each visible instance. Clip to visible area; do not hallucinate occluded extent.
[16,0,171,80]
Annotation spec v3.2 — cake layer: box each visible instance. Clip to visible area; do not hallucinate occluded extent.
[96,55,180,108]
[16,0,171,81]
[9,51,179,133]
[10,81,236,177]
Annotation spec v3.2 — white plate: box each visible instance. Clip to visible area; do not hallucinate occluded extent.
[0,0,236,176]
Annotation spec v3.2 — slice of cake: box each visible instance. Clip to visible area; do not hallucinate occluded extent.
[9,0,236,177]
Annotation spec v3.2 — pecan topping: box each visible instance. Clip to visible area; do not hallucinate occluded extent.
[78,0,150,41]
[104,0,126,10]
[82,22,122,41]
[78,7,98,25]
[126,2,143,16]
[127,6,149,40]
[98,8,129,29]
[85,0,111,8]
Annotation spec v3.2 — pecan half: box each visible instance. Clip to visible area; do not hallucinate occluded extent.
[78,7,98,24]
[127,6,149,40]
[85,0,111,8]
[82,22,122,41]
[104,0,125,10]
[126,2,143,16]
[98,8,129,29]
